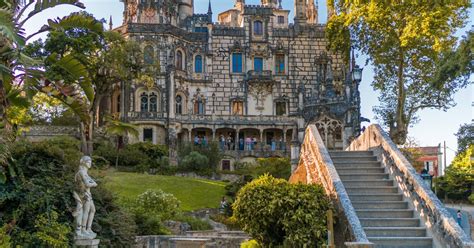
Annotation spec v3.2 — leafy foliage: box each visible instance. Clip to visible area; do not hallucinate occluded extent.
[180,151,211,175]
[435,145,474,201]
[327,0,471,144]
[455,123,474,154]
[177,142,222,175]
[1,137,136,246]
[399,137,425,172]
[233,175,331,247]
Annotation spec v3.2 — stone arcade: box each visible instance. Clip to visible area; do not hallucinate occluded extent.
[107,0,362,168]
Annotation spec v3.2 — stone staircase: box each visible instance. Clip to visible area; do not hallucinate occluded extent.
[329,150,433,248]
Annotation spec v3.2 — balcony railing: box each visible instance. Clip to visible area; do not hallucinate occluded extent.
[174,114,295,124]
[245,70,273,82]
[127,111,165,121]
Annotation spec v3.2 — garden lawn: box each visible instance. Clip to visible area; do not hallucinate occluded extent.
[104,171,227,211]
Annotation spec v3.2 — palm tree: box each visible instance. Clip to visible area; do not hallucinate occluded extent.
[104,116,139,168]
[0,0,85,183]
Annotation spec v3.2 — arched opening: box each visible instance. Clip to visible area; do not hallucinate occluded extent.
[149,92,158,112]
[176,50,184,70]
[140,92,149,112]
[254,20,263,36]
[194,97,205,115]
[176,95,183,114]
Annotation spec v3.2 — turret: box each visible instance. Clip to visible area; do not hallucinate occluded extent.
[235,0,244,10]
[294,0,308,26]
[178,0,193,23]
[261,0,278,8]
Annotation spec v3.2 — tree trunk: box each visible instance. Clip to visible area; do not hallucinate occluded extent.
[0,80,12,133]
[391,50,408,145]
[115,136,120,168]
[80,115,94,156]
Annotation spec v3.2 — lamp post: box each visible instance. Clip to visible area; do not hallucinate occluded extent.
[421,169,433,189]
[352,65,363,83]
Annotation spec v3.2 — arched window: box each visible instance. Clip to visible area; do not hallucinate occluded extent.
[176,50,183,70]
[194,55,203,73]
[144,46,154,65]
[176,95,183,114]
[149,92,157,112]
[140,92,149,112]
[194,97,205,115]
[254,21,263,36]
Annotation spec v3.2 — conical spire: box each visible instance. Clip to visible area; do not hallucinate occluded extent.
[207,0,213,23]
[109,15,113,31]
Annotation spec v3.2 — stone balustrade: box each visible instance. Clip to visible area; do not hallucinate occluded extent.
[348,124,474,248]
[174,114,295,125]
[289,125,373,247]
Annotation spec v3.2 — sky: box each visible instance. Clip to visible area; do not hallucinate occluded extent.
[23,0,473,166]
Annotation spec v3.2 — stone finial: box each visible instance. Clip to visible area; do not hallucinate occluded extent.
[109,15,113,30]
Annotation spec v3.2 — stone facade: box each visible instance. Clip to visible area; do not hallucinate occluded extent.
[110,0,362,165]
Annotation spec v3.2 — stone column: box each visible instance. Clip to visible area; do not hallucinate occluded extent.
[235,130,240,151]
[169,71,176,119]
[283,128,287,151]
[259,129,264,151]
[188,130,192,142]
[212,129,216,141]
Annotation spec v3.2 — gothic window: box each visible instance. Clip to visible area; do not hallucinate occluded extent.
[143,128,153,142]
[176,95,183,114]
[140,92,149,112]
[254,21,263,36]
[144,45,154,65]
[116,94,121,113]
[194,97,205,115]
[278,16,285,24]
[232,53,243,73]
[232,101,244,115]
[176,50,183,70]
[194,55,203,73]
[275,54,285,74]
[254,57,263,72]
[149,92,157,112]
[275,102,286,116]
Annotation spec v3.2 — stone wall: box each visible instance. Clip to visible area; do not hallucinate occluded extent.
[289,125,373,247]
[348,124,474,248]
[135,231,249,248]
[21,125,79,142]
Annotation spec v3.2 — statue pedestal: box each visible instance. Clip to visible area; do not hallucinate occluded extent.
[74,239,100,248]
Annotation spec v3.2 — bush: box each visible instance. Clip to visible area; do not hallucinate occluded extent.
[233,175,331,247]
[177,142,222,175]
[233,158,291,180]
[128,142,168,163]
[180,151,211,175]
[469,194,474,204]
[241,240,261,248]
[131,189,181,235]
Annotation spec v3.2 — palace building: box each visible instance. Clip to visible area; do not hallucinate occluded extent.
[110,0,363,169]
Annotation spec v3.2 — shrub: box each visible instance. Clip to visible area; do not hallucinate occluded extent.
[131,189,182,235]
[177,142,222,175]
[33,211,70,248]
[180,151,211,175]
[469,194,474,204]
[128,142,168,162]
[233,158,291,180]
[233,175,331,247]
[241,240,261,248]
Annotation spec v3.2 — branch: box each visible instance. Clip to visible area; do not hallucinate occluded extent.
[14,1,35,24]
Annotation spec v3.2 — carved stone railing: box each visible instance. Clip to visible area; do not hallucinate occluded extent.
[348,124,474,248]
[245,70,273,83]
[174,114,295,125]
[289,125,373,247]
[126,111,165,121]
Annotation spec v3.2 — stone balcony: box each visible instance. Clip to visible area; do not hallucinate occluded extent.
[126,111,165,121]
[175,114,295,125]
[245,70,273,83]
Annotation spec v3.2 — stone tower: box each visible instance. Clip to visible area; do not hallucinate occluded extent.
[235,0,244,10]
[294,0,307,26]
[178,0,194,23]
[261,0,278,8]
[307,0,318,24]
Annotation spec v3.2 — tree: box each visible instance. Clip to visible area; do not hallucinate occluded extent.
[27,12,152,155]
[233,175,331,247]
[400,136,425,172]
[455,123,474,154]
[104,116,139,168]
[0,0,85,183]
[327,0,471,144]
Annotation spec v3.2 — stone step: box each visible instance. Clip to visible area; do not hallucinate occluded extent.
[339,173,389,180]
[345,186,398,194]
[331,156,378,162]
[352,201,408,210]
[364,227,427,237]
[329,151,374,156]
[360,218,420,227]
[333,161,382,166]
[337,167,385,174]
[356,209,414,218]
[343,180,393,187]
[349,194,403,202]
[333,162,383,168]
[368,237,432,247]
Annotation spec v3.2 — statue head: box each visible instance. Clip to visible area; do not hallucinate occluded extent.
[79,156,92,169]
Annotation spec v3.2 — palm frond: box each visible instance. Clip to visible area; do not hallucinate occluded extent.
[105,118,139,138]
[0,7,25,47]
[28,0,84,19]
[47,11,103,34]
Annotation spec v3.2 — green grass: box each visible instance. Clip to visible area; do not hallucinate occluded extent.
[104,171,227,211]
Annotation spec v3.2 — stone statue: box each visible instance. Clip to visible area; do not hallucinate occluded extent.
[73,156,98,240]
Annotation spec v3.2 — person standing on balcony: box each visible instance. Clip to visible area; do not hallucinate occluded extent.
[220,135,225,150]
[203,136,208,147]
[271,138,276,151]
[246,137,252,151]
[239,138,244,150]
[194,135,199,146]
